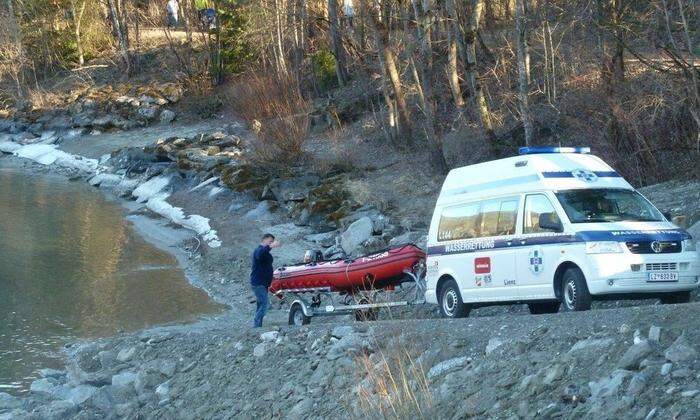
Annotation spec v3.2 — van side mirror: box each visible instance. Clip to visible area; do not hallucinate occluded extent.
[539,213,563,233]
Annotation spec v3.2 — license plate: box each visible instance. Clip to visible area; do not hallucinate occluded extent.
[648,272,679,282]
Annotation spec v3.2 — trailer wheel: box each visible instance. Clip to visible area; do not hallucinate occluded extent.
[355,297,378,322]
[439,279,470,318]
[289,302,310,326]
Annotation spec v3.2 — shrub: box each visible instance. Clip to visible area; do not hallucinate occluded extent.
[225,72,311,170]
[312,50,338,92]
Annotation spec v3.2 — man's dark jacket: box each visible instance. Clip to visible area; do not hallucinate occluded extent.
[250,245,273,287]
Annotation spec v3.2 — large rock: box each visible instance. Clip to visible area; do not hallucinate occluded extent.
[116,347,136,363]
[112,371,138,388]
[427,356,469,380]
[326,333,372,360]
[137,106,158,121]
[268,176,320,202]
[0,392,22,410]
[617,340,653,370]
[159,109,176,124]
[589,369,632,399]
[65,385,97,405]
[340,217,374,255]
[664,335,697,362]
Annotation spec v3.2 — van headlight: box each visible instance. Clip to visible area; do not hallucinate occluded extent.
[683,239,697,252]
[585,241,623,254]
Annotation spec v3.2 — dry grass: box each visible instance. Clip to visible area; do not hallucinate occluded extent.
[224,72,311,170]
[353,343,434,419]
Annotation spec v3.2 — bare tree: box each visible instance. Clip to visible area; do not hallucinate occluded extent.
[106,0,132,75]
[465,0,496,142]
[328,0,348,86]
[445,0,465,107]
[515,0,533,145]
[70,0,88,66]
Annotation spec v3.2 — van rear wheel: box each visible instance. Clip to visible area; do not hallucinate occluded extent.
[439,279,471,318]
[561,268,592,311]
[528,301,561,314]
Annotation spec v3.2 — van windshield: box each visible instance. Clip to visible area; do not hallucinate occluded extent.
[555,189,664,223]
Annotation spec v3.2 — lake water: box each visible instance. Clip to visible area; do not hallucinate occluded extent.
[0,167,223,395]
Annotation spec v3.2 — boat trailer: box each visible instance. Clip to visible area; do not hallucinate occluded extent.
[278,264,427,326]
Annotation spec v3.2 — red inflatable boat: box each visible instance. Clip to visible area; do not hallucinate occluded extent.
[269,244,425,294]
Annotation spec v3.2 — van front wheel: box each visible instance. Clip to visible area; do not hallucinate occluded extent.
[439,279,471,318]
[561,268,592,311]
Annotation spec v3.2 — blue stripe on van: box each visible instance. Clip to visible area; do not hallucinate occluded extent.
[426,229,689,256]
[541,171,621,178]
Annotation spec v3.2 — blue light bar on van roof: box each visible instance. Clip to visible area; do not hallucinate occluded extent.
[518,146,591,155]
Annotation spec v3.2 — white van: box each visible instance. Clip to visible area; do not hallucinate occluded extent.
[425,147,699,317]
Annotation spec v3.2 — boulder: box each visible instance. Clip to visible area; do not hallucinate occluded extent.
[253,343,267,358]
[340,217,374,255]
[664,335,697,362]
[260,331,279,342]
[618,340,653,370]
[569,337,615,353]
[326,333,372,360]
[268,175,320,202]
[304,231,337,247]
[112,371,138,388]
[159,110,176,124]
[427,356,469,380]
[331,326,355,339]
[66,385,97,405]
[116,347,136,363]
[137,106,158,121]
[589,369,632,399]
[0,392,22,410]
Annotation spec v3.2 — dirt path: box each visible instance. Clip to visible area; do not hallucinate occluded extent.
[59,120,229,159]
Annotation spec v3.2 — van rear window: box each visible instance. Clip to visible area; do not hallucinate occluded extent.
[438,197,519,241]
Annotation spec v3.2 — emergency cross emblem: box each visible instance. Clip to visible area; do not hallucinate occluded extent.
[572,169,598,182]
[529,249,543,274]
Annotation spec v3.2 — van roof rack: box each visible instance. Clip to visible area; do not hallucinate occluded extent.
[518,146,590,155]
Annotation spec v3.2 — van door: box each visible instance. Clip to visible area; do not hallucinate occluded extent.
[472,197,520,302]
[515,193,563,300]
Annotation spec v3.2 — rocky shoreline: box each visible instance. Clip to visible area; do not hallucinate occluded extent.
[1,117,699,418]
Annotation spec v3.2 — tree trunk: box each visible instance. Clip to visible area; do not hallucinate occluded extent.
[273,0,287,76]
[106,0,131,75]
[368,9,410,141]
[465,0,496,142]
[600,0,624,95]
[515,0,533,146]
[71,0,87,66]
[412,0,447,172]
[4,0,26,98]
[328,0,348,85]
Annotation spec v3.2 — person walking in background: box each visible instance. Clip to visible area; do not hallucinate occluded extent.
[250,233,280,328]
[166,0,179,27]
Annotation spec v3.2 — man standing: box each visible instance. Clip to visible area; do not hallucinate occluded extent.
[250,234,280,328]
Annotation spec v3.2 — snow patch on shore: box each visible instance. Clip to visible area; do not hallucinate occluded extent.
[133,176,171,203]
[12,143,98,173]
[145,192,221,248]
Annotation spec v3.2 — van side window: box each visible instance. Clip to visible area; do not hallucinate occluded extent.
[523,194,560,234]
[438,197,520,241]
[438,203,480,241]
[496,200,519,235]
